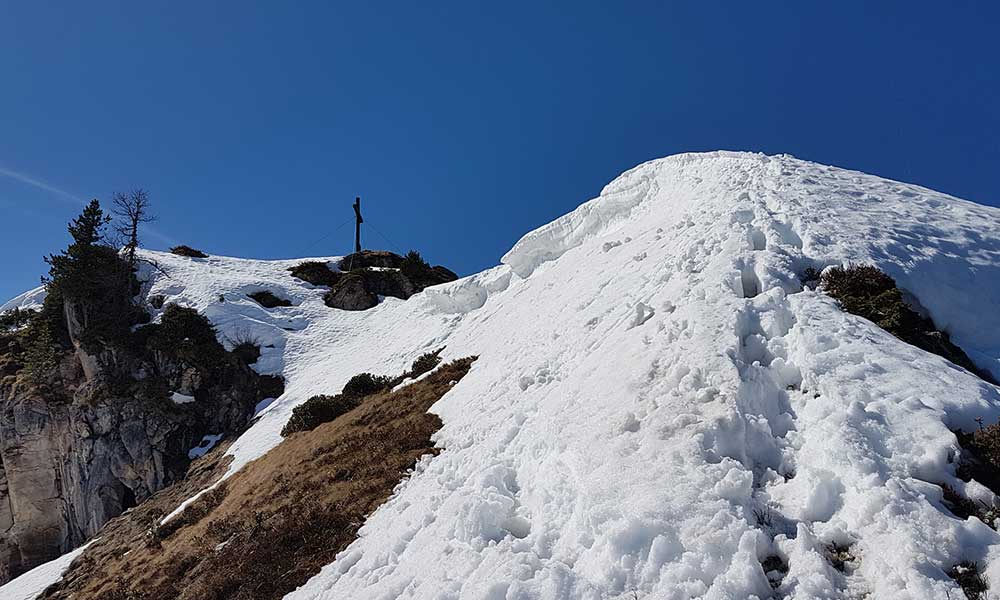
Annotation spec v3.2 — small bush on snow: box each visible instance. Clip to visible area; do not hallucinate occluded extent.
[408,348,443,378]
[248,290,292,308]
[169,245,209,258]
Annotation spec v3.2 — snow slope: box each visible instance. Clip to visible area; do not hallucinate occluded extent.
[0,285,46,313]
[0,542,93,600]
[6,151,1000,599]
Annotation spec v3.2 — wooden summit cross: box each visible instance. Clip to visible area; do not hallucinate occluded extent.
[353,196,363,253]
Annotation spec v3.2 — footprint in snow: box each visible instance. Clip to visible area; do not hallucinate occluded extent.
[629,302,655,329]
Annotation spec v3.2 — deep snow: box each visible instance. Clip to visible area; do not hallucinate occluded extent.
[4,151,1000,599]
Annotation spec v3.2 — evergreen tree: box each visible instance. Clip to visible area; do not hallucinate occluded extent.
[43,200,139,351]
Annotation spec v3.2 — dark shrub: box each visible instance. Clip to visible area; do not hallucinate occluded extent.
[409,348,443,378]
[972,423,1000,470]
[143,304,226,368]
[288,261,340,287]
[248,290,292,308]
[948,561,988,600]
[941,483,1000,527]
[281,394,360,436]
[149,295,166,309]
[232,342,261,365]
[169,245,209,258]
[956,423,1000,500]
[258,374,286,400]
[400,250,432,280]
[20,317,64,387]
[224,330,262,365]
[342,372,393,398]
[338,250,403,272]
[820,265,995,383]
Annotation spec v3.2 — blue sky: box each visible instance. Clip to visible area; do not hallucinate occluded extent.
[2,1,998,302]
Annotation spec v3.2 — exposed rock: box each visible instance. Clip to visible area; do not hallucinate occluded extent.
[337,250,403,271]
[322,251,459,311]
[361,269,416,299]
[323,274,378,311]
[0,307,267,582]
[287,261,340,287]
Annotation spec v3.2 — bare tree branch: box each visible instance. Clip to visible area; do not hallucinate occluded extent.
[112,189,155,268]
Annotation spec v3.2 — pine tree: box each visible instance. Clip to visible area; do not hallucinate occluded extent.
[42,200,138,351]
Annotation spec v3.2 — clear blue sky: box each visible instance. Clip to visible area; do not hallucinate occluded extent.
[2,1,998,302]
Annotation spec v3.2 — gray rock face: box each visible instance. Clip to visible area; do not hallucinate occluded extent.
[0,314,263,583]
[323,274,378,311]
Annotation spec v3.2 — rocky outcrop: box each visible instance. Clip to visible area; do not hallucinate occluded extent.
[321,250,458,311]
[0,306,269,583]
[323,274,378,311]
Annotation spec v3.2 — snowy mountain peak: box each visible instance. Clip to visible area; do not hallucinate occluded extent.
[4,151,1000,599]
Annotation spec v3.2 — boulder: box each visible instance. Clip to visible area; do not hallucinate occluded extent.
[323,274,378,311]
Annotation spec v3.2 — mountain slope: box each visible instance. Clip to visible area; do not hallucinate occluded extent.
[5,151,1000,599]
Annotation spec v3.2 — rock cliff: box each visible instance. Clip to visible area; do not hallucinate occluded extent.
[0,301,270,583]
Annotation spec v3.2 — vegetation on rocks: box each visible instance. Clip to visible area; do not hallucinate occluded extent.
[288,261,340,287]
[819,264,995,383]
[43,200,145,353]
[41,357,477,600]
[169,245,209,258]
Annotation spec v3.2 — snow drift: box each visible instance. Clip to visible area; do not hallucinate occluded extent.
[5,151,1000,599]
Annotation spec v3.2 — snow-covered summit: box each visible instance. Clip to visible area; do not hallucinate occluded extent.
[5,151,1000,599]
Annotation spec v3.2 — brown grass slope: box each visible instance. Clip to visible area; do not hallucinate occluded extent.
[42,356,477,600]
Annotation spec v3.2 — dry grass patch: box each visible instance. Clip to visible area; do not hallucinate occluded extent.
[42,356,476,600]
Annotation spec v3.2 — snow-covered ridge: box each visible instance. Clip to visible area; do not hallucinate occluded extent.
[5,151,1000,599]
